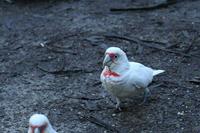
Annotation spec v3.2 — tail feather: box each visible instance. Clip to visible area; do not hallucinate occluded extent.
[153,70,165,76]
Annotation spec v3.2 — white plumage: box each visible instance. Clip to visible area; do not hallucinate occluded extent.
[100,47,164,109]
[28,114,57,133]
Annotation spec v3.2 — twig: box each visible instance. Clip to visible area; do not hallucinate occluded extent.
[0,72,18,76]
[104,34,138,44]
[0,72,9,74]
[92,81,102,87]
[159,80,191,90]
[37,65,96,74]
[138,38,167,46]
[44,44,76,54]
[81,105,115,112]
[149,83,163,89]
[110,0,177,11]
[79,114,120,133]
[184,35,199,54]
[42,32,83,46]
[187,77,200,84]
[64,95,103,101]
[40,32,86,54]
[104,34,200,58]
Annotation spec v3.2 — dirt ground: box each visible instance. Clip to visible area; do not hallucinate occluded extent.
[0,0,200,132]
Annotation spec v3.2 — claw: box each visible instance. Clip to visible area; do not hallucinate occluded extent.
[116,106,122,111]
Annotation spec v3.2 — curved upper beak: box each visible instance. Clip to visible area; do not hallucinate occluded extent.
[103,54,112,67]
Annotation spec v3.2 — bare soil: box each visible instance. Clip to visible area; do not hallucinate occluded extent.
[0,0,200,133]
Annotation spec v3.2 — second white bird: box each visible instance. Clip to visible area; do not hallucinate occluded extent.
[100,47,164,110]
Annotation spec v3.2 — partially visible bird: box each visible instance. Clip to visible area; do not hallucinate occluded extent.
[28,114,57,133]
[100,47,165,110]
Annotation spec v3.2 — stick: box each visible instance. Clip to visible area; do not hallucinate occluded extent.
[79,114,120,133]
[104,34,200,58]
[92,81,102,87]
[149,83,163,89]
[110,0,177,11]
[40,32,86,54]
[64,95,103,101]
[45,44,76,54]
[42,32,84,46]
[187,77,200,84]
[184,34,199,54]
[159,80,191,90]
[37,65,95,74]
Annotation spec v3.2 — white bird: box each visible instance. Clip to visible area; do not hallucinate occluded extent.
[100,47,164,110]
[28,114,57,133]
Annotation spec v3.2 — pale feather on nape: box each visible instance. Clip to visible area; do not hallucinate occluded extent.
[153,70,165,76]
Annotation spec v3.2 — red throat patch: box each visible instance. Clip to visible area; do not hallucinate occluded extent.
[103,70,120,77]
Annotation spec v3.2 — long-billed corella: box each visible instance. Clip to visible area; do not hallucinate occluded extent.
[100,47,165,110]
[28,114,57,133]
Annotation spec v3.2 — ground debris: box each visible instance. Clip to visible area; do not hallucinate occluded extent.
[104,34,200,58]
[78,114,120,133]
[110,0,178,12]
[1,0,200,132]
[63,95,103,101]
[187,77,200,84]
[37,65,96,75]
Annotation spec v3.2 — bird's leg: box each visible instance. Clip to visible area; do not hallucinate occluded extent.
[140,88,151,105]
[115,97,122,111]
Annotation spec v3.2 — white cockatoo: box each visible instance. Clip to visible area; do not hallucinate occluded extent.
[100,47,164,110]
[28,114,57,133]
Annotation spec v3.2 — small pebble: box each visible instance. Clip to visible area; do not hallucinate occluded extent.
[112,113,116,117]
[40,43,45,47]
[77,112,81,115]
[177,111,184,116]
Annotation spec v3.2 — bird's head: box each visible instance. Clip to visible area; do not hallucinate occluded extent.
[28,114,51,133]
[103,47,129,72]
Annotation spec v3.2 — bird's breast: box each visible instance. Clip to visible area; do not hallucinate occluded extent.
[103,70,120,77]
[102,76,137,98]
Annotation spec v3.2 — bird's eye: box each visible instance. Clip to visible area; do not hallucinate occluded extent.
[115,55,118,58]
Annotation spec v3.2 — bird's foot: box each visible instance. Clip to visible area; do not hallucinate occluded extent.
[115,105,122,111]
[115,97,122,111]
[139,88,151,105]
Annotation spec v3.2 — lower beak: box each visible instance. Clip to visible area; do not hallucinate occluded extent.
[103,55,112,67]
